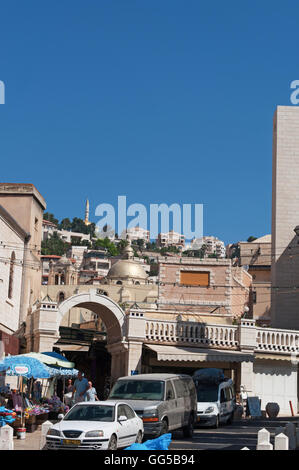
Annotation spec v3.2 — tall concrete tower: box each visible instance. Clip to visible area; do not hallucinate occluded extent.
[84,199,91,226]
[271,106,299,329]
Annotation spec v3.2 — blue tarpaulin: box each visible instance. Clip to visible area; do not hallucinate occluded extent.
[125,433,172,450]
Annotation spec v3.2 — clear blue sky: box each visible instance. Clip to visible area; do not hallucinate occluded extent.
[0,0,298,244]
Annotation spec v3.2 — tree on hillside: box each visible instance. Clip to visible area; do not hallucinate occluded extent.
[59,218,72,231]
[93,238,118,256]
[43,212,58,225]
[41,232,70,256]
[247,236,257,242]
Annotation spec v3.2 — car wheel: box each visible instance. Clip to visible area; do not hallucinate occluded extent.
[160,418,168,436]
[136,431,143,443]
[108,434,117,450]
[213,415,219,429]
[183,414,194,438]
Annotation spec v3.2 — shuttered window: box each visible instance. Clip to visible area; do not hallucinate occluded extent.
[180,271,209,286]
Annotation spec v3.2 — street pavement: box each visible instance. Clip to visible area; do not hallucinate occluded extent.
[11,416,299,451]
[170,416,299,450]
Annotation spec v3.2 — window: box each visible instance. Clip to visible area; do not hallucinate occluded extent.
[117,404,127,419]
[173,379,189,398]
[165,381,175,400]
[123,405,136,419]
[8,252,16,299]
[64,405,114,422]
[110,380,164,401]
[220,389,226,403]
[180,271,210,287]
[252,291,257,304]
[58,292,65,303]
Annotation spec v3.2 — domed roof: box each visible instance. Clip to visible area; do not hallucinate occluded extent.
[107,259,148,280]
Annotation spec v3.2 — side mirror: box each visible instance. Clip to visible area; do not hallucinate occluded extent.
[58,413,64,420]
[118,415,128,423]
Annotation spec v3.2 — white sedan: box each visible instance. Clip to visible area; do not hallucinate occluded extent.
[46,400,144,450]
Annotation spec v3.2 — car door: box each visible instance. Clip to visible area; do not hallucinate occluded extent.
[172,379,186,428]
[164,380,177,430]
[219,388,227,422]
[123,404,140,445]
[116,404,131,448]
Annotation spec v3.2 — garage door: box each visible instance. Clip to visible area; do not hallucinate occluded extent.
[253,362,297,415]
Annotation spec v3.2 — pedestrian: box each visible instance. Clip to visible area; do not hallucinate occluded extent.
[72,371,89,404]
[85,381,99,402]
[65,379,74,394]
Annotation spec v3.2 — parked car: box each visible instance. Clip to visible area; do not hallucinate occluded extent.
[108,373,197,437]
[193,369,236,428]
[45,400,144,450]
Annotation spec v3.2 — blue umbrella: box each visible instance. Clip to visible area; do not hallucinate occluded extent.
[0,356,51,379]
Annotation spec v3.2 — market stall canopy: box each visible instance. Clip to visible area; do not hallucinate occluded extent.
[23,351,75,369]
[0,354,78,378]
[0,355,51,379]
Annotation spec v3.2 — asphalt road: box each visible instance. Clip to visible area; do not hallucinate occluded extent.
[169,417,299,450]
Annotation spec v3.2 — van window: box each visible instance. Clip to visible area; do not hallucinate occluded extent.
[226,387,232,401]
[165,381,175,400]
[173,379,189,398]
[196,383,218,402]
[183,378,196,398]
[109,380,165,401]
[220,389,226,403]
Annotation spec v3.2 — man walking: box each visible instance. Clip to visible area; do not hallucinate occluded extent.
[72,371,89,404]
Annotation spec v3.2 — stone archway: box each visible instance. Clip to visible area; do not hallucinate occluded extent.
[28,290,145,380]
[57,291,131,380]
[58,291,126,345]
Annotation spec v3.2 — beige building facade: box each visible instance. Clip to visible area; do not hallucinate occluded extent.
[239,235,271,325]
[0,184,46,325]
[271,106,299,329]
[158,257,252,323]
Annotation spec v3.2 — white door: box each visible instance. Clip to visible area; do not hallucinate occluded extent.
[116,404,132,448]
[253,362,297,415]
[123,404,140,445]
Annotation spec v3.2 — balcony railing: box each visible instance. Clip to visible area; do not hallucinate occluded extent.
[143,317,299,355]
[145,320,239,349]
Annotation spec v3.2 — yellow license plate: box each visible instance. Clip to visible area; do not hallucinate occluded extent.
[62,439,81,446]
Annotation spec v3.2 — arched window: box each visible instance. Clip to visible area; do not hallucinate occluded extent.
[116,280,122,285]
[58,292,65,304]
[8,252,16,299]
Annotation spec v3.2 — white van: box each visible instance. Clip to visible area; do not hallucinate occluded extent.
[193,371,236,428]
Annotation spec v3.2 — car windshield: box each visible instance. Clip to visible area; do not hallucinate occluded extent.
[196,384,219,402]
[64,405,115,422]
[109,380,165,400]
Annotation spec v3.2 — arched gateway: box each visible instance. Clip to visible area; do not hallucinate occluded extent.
[27,290,145,380]
[58,291,126,344]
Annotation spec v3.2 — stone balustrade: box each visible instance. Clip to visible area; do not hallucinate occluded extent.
[143,316,299,355]
[145,319,239,349]
[256,327,299,354]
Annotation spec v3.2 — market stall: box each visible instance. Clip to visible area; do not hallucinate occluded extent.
[0,353,78,436]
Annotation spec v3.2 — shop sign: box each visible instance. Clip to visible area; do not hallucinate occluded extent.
[12,365,30,375]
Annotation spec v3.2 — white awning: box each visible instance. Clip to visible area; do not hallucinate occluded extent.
[58,345,89,352]
[145,344,254,363]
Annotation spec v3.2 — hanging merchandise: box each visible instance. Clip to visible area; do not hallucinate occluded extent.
[0,406,16,427]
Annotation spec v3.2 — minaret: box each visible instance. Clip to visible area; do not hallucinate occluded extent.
[84,199,91,226]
